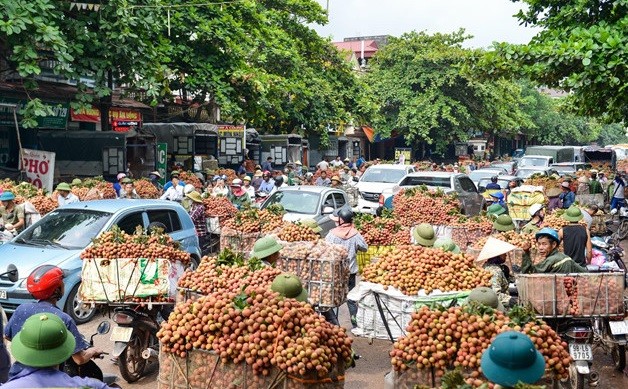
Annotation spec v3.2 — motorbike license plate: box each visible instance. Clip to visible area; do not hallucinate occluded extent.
[110,326,133,342]
[569,343,593,361]
[609,320,628,335]
[0,290,6,299]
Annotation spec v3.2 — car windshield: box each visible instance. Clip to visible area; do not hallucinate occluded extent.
[264,191,319,214]
[360,168,406,183]
[16,209,111,249]
[468,171,498,182]
[520,157,548,167]
[401,176,450,188]
[552,165,575,173]
[516,169,546,178]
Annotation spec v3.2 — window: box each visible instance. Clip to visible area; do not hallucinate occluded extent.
[401,176,450,188]
[458,177,477,193]
[19,210,111,249]
[115,212,145,234]
[332,193,346,208]
[323,194,335,208]
[147,210,182,233]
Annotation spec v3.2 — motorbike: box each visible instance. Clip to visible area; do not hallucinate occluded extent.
[590,236,628,287]
[65,320,119,387]
[553,318,599,389]
[110,305,162,383]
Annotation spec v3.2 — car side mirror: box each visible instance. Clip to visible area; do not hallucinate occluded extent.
[322,206,334,215]
[353,177,359,182]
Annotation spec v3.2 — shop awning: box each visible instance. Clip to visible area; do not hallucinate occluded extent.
[362,126,399,143]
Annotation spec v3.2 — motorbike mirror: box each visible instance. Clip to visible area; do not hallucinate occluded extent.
[322,206,334,215]
[97,321,111,335]
[6,264,18,283]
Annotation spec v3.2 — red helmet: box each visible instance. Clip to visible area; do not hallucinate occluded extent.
[27,265,64,300]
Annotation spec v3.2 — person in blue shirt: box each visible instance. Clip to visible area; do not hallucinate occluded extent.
[258,171,275,194]
[559,181,576,209]
[112,173,126,197]
[163,170,185,191]
[2,313,113,388]
[261,157,273,173]
[485,176,501,190]
[4,266,104,378]
[356,155,366,169]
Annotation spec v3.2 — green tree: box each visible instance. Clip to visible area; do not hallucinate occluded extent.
[597,122,627,146]
[161,0,366,135]
[488,0,627,123]
[365,30,530,152]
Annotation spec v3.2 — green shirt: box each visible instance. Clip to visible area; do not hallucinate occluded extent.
[521,249,587,274]
[588,179,603,194]
[521,220,541,234]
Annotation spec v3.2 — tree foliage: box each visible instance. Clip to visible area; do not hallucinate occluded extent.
[486,0,627,123]
[0,0,367,133]
[365,30,530,152]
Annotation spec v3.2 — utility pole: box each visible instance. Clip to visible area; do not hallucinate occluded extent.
[326,0,330,12]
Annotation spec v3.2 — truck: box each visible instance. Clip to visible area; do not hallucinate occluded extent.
[519,146,574,168]
[583,146,616,170]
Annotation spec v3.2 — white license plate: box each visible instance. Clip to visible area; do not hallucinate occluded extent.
[609,320,628,335]
[110,326,133,342]
[0,290,6,300]
[569,343,593,361]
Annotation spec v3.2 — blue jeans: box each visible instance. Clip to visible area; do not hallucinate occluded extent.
[611,197,625,210]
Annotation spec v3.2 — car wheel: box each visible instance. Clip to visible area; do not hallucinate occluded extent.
[65,283,96,324]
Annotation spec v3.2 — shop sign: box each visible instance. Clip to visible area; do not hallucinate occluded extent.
[20,148,56,192]
[217,125,245,138]
[71,106,101,123]
[156,143,167,186]
[0,98,68,129]
[110,108,142,132]
[395,148,412,165]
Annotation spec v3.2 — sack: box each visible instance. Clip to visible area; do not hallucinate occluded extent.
[22,202,41,228]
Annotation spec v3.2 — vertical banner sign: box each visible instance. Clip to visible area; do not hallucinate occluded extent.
[156,143,167,186]
[21,149,56,192]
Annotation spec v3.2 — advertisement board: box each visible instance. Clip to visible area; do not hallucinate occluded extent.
[21,148,56,192]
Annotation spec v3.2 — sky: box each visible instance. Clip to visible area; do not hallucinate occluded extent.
[313,0,541,49]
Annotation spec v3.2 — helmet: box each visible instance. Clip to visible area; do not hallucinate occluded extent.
[274,176,284,186]
[535,227,560,244]
[337,208,354,224]
[116,173,127,181]
[184,184,195,194]
[490,191,504,200]
[27,265,64,300]
[528,204,544,217]
[491,176,498,183]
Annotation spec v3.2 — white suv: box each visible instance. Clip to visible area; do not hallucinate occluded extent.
[356,164,415,214]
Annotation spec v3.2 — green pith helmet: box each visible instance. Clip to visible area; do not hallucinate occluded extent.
[433,237,461,254]
[413,223,436,247]
[71,178,82,186]
[271,273,308,302]
[55,183,72,192]
[11,313,76,368]
[481,331,546,387]
[562,205,583,222]
[487,203,506,216]
[493,214,515,232]
[467,286,504,311]
[250,236,283,259]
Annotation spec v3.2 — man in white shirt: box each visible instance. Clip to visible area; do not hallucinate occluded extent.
[330,156,344,168]
[316,158,329,172]
[56,183,80,206]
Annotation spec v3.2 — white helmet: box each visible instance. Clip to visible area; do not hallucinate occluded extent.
[529,203,544,217]
[184,184,195,194]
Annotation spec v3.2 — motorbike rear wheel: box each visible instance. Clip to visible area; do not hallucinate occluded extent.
[568,363,585,389]
[119,331,148,383]
[611,344,626,371]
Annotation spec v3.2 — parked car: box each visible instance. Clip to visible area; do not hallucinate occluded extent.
[356,164,415,214]
[467,168,507,188]
[380,172,484,215]
[477,175,524,192]
[260,186,349,237]
[0,200,201,324]
[518,155,554,169]
[490,161,518,175]
[550,162,593,175]
[515,166,558,179]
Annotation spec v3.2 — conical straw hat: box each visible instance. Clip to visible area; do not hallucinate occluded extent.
[476,237,518,263]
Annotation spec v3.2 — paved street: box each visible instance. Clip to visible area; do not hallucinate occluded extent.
[77,298,628,389]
